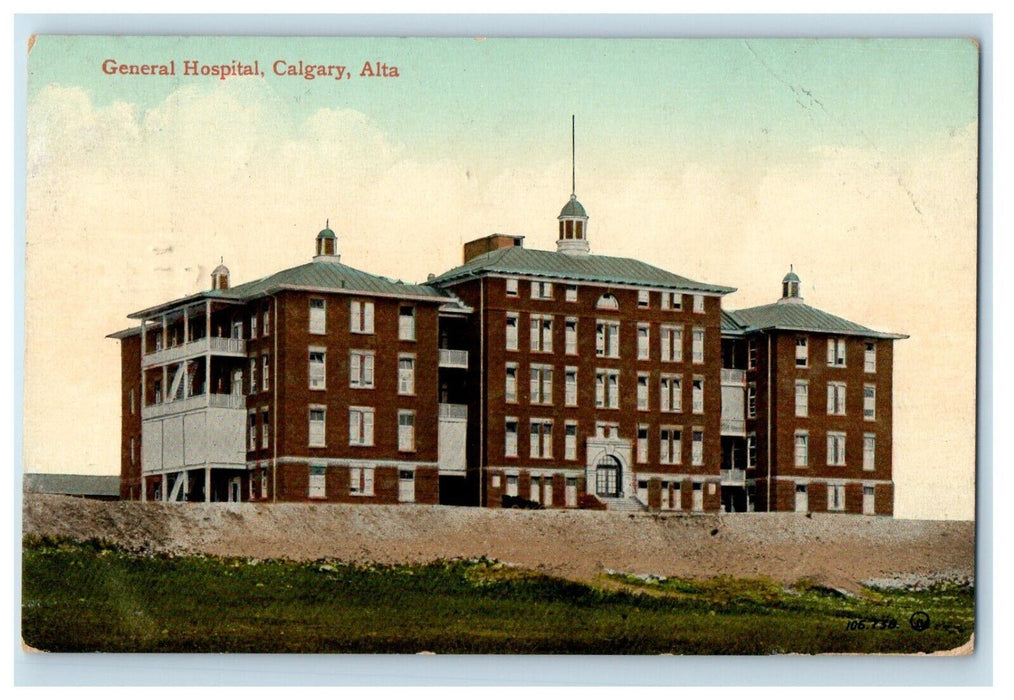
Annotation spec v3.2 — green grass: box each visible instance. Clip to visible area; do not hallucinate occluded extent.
[21,537,974,654]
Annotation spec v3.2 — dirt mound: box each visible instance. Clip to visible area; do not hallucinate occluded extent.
[22,494,974,593]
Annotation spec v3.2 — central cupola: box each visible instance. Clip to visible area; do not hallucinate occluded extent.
[556,116,590,256]
[314,220,341,263]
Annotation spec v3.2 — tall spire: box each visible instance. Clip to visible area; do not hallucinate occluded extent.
[571,114,576,197]
[557,115,590,256]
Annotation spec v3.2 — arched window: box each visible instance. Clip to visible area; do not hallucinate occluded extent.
[595,293,619,310]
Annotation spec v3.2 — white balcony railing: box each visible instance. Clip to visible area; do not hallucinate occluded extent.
[142,336,247,368]
[142,392,246,420]
[721,417,746,436]
[721,368,746,385]
[438,403,468,420]
[721,468,746,485]
[438,349,469,369]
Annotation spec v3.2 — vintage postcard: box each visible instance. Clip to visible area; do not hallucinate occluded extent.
[21,34,978,658]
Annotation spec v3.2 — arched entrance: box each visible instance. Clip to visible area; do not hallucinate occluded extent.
[595,455,622,497]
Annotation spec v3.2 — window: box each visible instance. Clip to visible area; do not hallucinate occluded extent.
[660,375,682,412]
[748,433,757,468]
[505,278,518,296]
[505,313,519,351]
[671,483,682,511]
[662,292,682,310]
[865,342,877,373]
[349,407,375,446]
[596,320,620,357]
[398,470,415,503]
[530,314,553,353]
[827,432,847,466]
[261,409,270,450]
[506,474,519,496]
[595,422,619,439]
[531,281,554,299]
[247,412,258,451]
[398,411,415,451]
[692,429,704,465]
[660,324,683,362]
[350,351,375,389]
[260,467,268,499]
[309,465,326,499]
[262,354,270,391]
[350,467,375,496]
[250,312,258,339]
[637,324,650,359]
[249,357,257,395]
[309,349,326,390]
[637,425,648,463]
[828,484,846,512]
[638,290,650,307]
[565,367,578,406]
[505,418,518,457]
[398,356,415,395]
[595,293,619,310]
[692,378,704,414]
[309,298,326,334]
[660,428,682,465]
[827,338,846,367]
[795,380,808,417]
[794,432,808,467]
[530,476,541,503]
[399,306,416,341]
[863,434,876,471]
[530,420,553,458]
[693,294,705,313]
[565,317,578,354]
[864,385,876,420]
[565,285,577,302]
[530,365,553,405]
[130,436,136,465]
[129,388,135,415]
[565,422,577,460]
[827,382,846,415]
[595,369,620,409]
[692,328,705,364]
[637,373,649,410]
[308,407,326,447]
[262,309,270,336]
[350,300,375,334]
[748,339,758,370]
[796,337,808,367]
[505,363,518,403]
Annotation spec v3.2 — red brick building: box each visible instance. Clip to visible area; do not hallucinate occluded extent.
[719,270,907,515]
[111,205,904,515]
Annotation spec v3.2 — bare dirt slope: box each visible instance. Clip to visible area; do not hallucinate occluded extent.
[22,494,974,592]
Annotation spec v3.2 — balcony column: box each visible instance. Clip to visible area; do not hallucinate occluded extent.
[141,475,146,503]
[162,365,168,403]
[206,300,213,406]
[162,313,167,349]
[205,466,211,502]
[184,305,189,344]
[161,473,167,502]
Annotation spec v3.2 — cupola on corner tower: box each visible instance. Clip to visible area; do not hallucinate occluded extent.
[556,115,590,256]
[314,220,341,262]
[778,265,803,304]
[211,258,230,290]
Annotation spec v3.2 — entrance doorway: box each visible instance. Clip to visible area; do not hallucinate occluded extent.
[595,456,621,497]
[863,486,875,515]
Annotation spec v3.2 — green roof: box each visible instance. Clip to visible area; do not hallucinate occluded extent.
[727,301,907,339]
[127,260,449,318]
[720,309,747,335]
[559,196,587,218]
[23,473,120,497]
[217,260,446,301]
[429,245,735,294]
[317,227,336,240]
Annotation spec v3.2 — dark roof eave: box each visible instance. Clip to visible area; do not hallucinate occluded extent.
[740,324,908,340]
[106,326,142,339]
[430,268,736,295]
[126,292,245,320]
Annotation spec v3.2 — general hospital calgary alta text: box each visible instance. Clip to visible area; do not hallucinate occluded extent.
[100,59,400,80]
